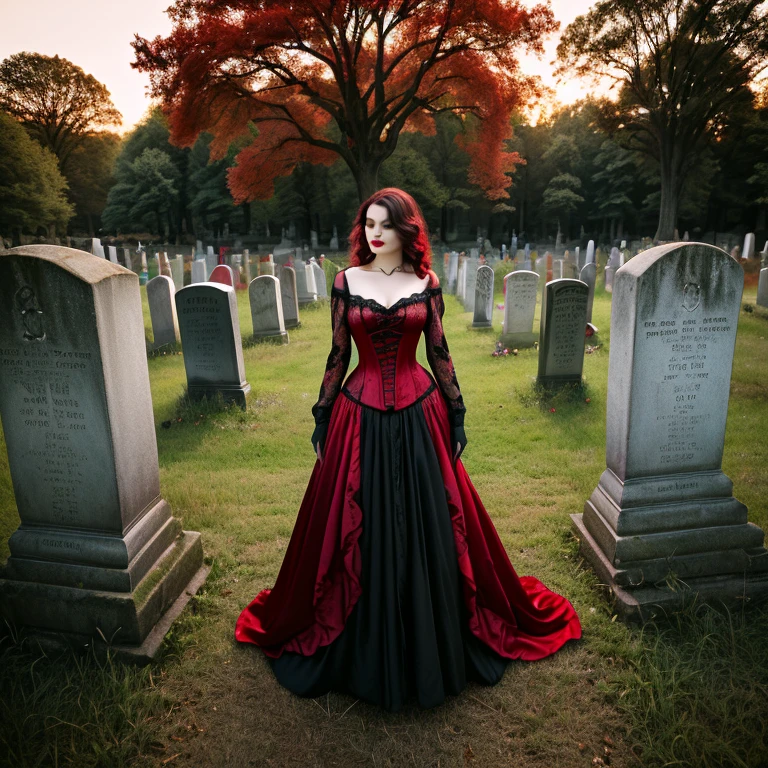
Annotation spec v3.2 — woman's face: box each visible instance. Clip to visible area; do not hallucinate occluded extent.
[365,203,402,258]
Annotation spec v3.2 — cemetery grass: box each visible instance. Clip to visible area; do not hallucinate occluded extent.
[0,286,766,767]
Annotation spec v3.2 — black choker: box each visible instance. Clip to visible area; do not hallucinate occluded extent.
[362,264,407,276]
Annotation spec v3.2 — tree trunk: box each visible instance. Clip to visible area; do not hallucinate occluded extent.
[354,161,382,202]
[654,147,681,242]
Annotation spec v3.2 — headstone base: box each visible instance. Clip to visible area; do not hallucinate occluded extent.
[0,531,205,648]
[471,319,493,329]
[571,513,768,622]
[188,382,251,409]
[500,331,537,348]
[536,374,582,390]
[5,499,181,592]
[284,319,301,330]
[252,329,290,344]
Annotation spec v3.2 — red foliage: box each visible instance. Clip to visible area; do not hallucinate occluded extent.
[133,0,557,201]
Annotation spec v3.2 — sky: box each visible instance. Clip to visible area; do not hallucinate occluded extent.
[0,0,601,133]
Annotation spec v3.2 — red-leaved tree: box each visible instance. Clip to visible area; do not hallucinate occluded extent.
[133,0,556,203]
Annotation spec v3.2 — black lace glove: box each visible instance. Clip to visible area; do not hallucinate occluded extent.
[450,410,467,461]
[311,405,332,459]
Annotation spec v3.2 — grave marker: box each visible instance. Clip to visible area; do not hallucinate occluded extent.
[249,276,289,343]
[191,259,207,284]
[502,270,539,347]
[279,266,301,328]
[471,265,494,328]
[0,245,205,656]
[580,263,597,323]
[210,264,235,287]
[572,242,768,620]
[147,275,180,349]
[175,283,250,407]
[537,279,589,387]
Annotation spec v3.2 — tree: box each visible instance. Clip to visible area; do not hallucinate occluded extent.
[66,131,121,234]
[132,0,557,203]
[0,53,121,176]
[591,139,637,241]
[0,111,73,242]
[557,0,768,241]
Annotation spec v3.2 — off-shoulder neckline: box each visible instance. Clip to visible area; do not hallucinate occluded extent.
[334,269,441,311]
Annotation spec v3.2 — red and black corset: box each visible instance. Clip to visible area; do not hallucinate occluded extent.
[312,269,465,430]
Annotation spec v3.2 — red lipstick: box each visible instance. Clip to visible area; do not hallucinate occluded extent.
[371,240,384,247]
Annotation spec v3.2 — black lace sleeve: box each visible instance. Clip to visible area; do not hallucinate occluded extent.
[311,272,351,426]
[425,284,466,428]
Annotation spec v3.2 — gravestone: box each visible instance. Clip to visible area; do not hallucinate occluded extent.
[191,259,207,284]
[757,268,768,308]
[91,238,105,259]
[537,279,589,388]
[160,252,172,278]
[580,263,597,323]
[311,261,327,298]
[171,255,184,290]
[0,245,206,658]
[471,265,494,328]
[205,246,217,275]
[464,258,479,313]
[535,255,547,298]
[249,276,289,343]
[139,252,148,286]
[279,266,301,329]
[210,264,235,287]
[572,242,768,621]
[605,266,615,293]
[107,246,119,264]
[295,260,317,305]
[242,249,252,286]
[146,276,180,349]
[311,230,319,249]
[586,240,595,265]
[743,232,755,260]
[448,251,458,294]
[122,248,133,271]
[501,270,539,348]
[175,283,250,407]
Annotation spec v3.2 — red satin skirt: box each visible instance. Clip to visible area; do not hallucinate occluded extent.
[236,387,581,710]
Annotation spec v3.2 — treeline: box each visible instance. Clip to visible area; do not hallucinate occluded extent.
[1,55,767,248]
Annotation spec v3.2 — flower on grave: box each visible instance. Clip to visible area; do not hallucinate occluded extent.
[585,324,594,337]
[502,348,509,355]
[549,407,556,413]
[585,398,591,403]
[512,349,519,356]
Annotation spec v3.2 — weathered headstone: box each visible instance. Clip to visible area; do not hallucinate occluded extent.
[757,268,768,308]
[537,279,589,388]
[295,260,317,305]
[447,251,458,294]
[210,264,235,287]
[0,245,206,657]
[242,249,252,286]
[147,275,180,349]
[572,242,768,621]
[743,232,755,260]
[205,246,217,275]
[501,270,539,348]
[586,240,595,265]
[122,248,133,271]
[249,276,289,343]
[191,259,207,284]
[311,261,327,298]
[107,246,119,264]
[605,266,615,293]
[175,283,251,407]
[91,238,105,259]
[464,258,479,313]
[171,255,184,290]
[279,266,301,329]
[471,265,494,328]
[580,263,597,323]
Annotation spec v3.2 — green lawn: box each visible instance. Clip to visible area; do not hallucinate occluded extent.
[1,283,767,768]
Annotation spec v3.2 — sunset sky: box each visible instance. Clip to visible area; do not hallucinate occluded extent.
[0,0,604,132]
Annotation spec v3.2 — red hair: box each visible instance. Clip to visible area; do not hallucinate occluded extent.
[348,188,432,278]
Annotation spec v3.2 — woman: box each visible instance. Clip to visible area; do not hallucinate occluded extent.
[236,188,581,712]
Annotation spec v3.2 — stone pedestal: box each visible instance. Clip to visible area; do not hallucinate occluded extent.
[0,245,206,657]
[572,242,768,621]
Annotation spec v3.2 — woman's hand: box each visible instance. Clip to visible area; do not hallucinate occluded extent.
[452,425,467,462]
[311,422,328,462]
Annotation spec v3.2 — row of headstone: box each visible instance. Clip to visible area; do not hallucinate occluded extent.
[0,245,206,657]
[571,242,768,621]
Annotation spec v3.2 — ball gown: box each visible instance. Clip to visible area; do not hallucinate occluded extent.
[236,268,581,712]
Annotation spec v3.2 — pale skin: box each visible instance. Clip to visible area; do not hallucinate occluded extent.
[316,202,462,461]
